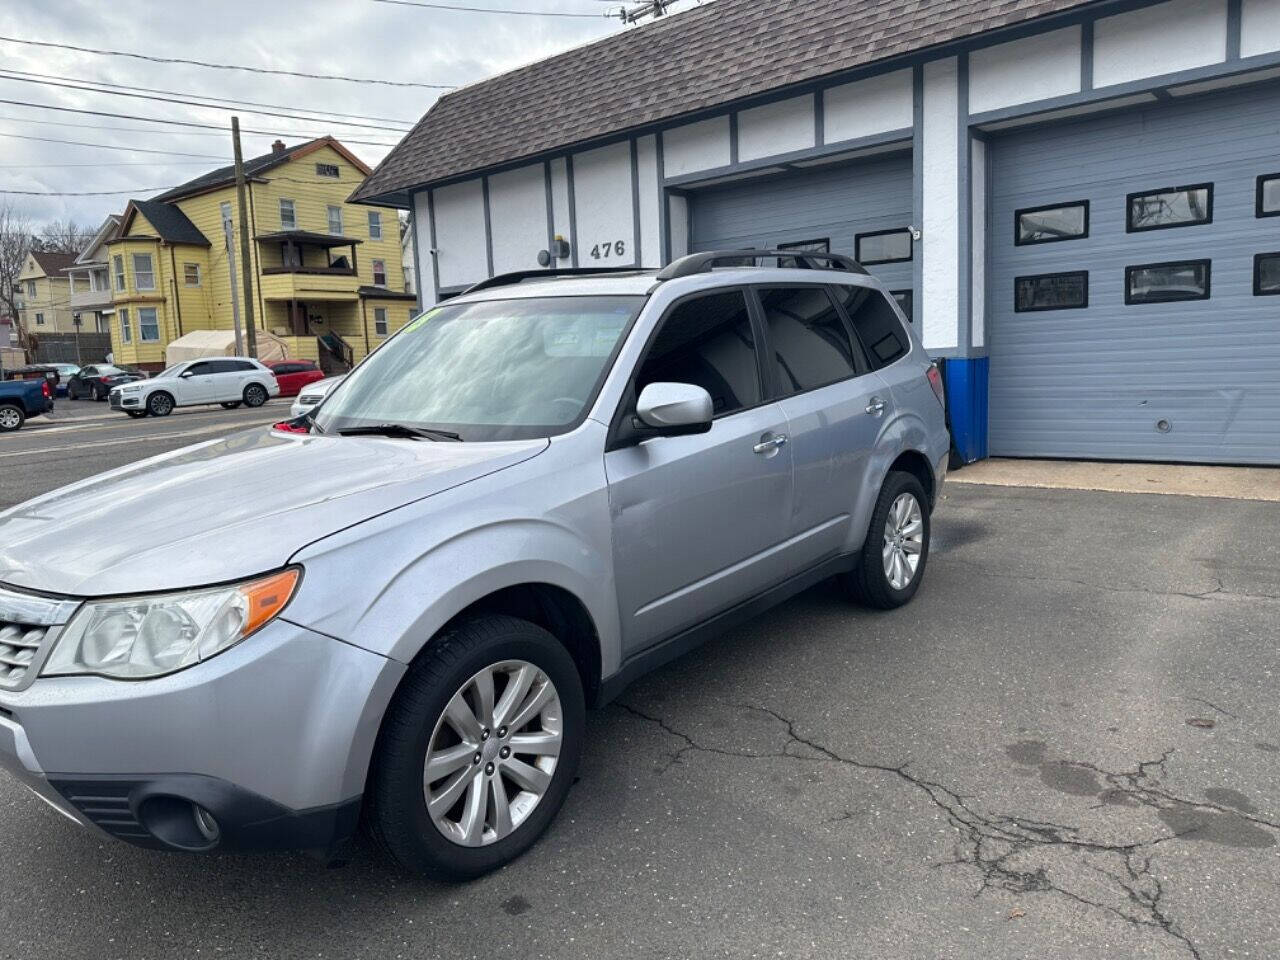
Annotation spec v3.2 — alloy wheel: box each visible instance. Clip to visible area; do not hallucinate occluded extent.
[150,394,172,416]
[881,492,924,590]
[0,407,20,430]
[423,660,563,848]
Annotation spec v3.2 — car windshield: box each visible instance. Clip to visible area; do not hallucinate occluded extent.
[313,295,644,441]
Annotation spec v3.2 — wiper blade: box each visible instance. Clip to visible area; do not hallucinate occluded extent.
[337,423,463,441]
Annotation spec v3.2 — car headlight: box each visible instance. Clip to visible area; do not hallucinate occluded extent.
[122,385,142,393]
[42,569,300,680]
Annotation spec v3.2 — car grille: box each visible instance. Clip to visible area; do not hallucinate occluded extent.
[0,622,46,689]
[53,780,160,847]
[109,393,122,409]
[0,586,79,692]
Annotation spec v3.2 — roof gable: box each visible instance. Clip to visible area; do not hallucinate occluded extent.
[116,200,210,247]
[25,250,77,278]
[74,215,122,265]
[151,136,370,204]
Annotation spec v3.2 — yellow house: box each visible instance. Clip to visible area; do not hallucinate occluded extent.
[108,136,415,372]
[16,250,76,335]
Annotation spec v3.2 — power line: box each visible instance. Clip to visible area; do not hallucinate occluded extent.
[0,132,227,159]
[370,0,613,16]
[0,68,416,126]
[1,186,177,196]
[0,113,287,138]
[0,161,214,168]
[0,35,454,90]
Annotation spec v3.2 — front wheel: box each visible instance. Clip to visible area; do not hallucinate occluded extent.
[243,383,268,408]
[146,392,174,417]
[366,614,585,880]
[843,470,931,609]
[91,384,104,402]
[0,404,24,432]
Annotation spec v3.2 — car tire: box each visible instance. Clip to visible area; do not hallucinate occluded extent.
[146,391,174,417]
[92,384,104,402]
[242,383,268,408]
[366,614,585,880]
[67,386,77,401]
[0,404,24,432]
[221,401,242,410]
[843,470,931,610]
[126,410,147,419]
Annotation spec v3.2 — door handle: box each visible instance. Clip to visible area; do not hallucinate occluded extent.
[865,397,887,416]
[753,433,788,454]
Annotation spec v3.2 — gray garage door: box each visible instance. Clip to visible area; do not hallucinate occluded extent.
[987,81,1280,464]
[689,153,915,320]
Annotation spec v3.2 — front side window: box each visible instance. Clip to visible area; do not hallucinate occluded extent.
[1015,271,1089,312]
[138,307,160,342]
[368,211,382,239]
[314,295,644,441]
[132,253,155,290]
[372,259,387,286]
[757,286,865,397]
[113,255,125,291]
[1125,260,1211,304]
[1127,184,1212,232]
[279,199,296,230]
[1254,252,1280,296]
[120,308,131,343]
[374,307,388,336]
[1259,175,1280,218]
[183,263,200,286]
[855,229,913,265]
[1016,201,1089,244]
[327,205,343,235]
[636,290,760,417]
[834,284,909,369]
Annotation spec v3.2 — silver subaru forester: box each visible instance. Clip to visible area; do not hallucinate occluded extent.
[0,250,948,878]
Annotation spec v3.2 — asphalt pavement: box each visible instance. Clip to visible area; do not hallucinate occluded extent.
[0,414,1278,960]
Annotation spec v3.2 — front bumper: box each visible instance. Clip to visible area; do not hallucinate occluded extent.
[0,616,405,857]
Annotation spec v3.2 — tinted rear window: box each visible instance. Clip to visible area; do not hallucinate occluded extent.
[835,285,910,369]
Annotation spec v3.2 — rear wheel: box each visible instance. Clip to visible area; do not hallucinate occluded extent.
[91,384,104,402]
[0,404,24,432]
[243,383,268,408]
[67,385,77,401]
[146,391,174,417]
[366,614,584,879]
[843,470,930,609]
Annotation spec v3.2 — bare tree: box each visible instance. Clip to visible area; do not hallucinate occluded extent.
[34,218,94,256]
[0,202,33,349]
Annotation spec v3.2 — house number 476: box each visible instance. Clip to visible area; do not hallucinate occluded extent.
[590,240,627,259]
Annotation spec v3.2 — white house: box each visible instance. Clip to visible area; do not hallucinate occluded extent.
[63,215,121,335]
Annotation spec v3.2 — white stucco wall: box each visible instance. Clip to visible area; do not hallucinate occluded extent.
[1094,0,1227,88]
[970,138,986,349]
[823,69,914,144]
[968,27,1082,114]
[669,194,689,260]
[636,135,661,267]
[549,157,573,265]
[922,58,960,352]
[571,141,636,267]
[663,117,731,177]
[411,191,436,309]
[487,164,548,275]
[432,179,487,289]
[1242,0,1280,56]
[737,95,815,161]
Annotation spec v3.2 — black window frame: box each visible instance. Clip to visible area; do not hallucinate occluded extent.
[1254,251,1280,297]
[1014,271,1090,313]
[1125,182,1214,233]
[1013,199,1090,246]
[889,290,913,323]
[777,238,831,254]
[1124,259,1212,305]
[748,283,871,399]
[1258,174,1280,218]
[855,228,913,266]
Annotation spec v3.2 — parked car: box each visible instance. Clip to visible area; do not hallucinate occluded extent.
[4,365,59,395]
[68,364,144,401]
[0,251,947,878]
[49,363,81,397]
[110,356,279,417]
[289,374,345,419]
[265,359,326,398]
[0,376,53,432]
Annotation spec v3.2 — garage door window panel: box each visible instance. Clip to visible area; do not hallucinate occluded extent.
[1015,271,1089,312]
[1254,253,1280,296]
[1125,260,1211,304]
[855,229,913,265]
[777,238,830,269]
[755,285,868,398]
[1126,184,1213,232]
[834,285,910,369]
[636,290,762,417]
[1015,200,1089,245]
[1258,175,1280,218]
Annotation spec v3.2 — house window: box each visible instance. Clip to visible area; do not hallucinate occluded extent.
[327,205,343,235]
[132,253,155,291]
[1258,175,1280,218]
[183,263,201,286]
[34,312,44,326]
[374,307,388,337]
[372,259,387,286]
[279,199,296,230]
[113,255,126,290]
[1254,253,1280,296]
[26,280,35,297]
[1125,260,1210,304]
[120,308,131,344]
[138,307,160,342]
[890,290,913,322]
[1127,184,1212,232]
[368,211,382,239]
[316,163,340,178]
[855,229,913,265]
[1016,201,1089,245]
[1015,272,1089,312]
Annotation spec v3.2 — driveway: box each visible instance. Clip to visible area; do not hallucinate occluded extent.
[1,474,1277,959]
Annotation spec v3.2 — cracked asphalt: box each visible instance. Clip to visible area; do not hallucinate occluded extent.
[2,468,1279,959]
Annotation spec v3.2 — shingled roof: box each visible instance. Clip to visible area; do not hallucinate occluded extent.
[152,136,372,204]
[28,250,77,277]
[351,0,1101,205]
[117,200,211,247]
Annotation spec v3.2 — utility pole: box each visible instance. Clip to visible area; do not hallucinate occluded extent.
[223,216,245,356]
[619,0,671,24]
[231,117,257,358]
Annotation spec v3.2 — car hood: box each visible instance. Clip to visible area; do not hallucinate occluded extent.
[0,429,548,597]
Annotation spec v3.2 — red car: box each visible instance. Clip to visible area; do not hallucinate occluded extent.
[265,360,326,397]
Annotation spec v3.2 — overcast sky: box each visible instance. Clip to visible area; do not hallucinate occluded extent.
[0,0,665,229]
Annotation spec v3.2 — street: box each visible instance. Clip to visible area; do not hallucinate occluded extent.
[0,416,1277,959]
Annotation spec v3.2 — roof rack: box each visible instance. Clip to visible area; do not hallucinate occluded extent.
[461,266,651,295]
[655,249,869,281]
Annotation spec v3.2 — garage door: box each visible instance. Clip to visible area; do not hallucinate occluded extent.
[689,154,915,320]
[987,82,1280,464]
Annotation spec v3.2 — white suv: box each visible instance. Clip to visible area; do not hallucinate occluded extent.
[111,357,279,417]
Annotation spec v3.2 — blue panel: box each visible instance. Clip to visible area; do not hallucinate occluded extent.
[944,357,988,464]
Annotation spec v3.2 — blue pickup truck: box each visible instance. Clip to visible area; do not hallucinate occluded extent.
[0,377,54,432]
